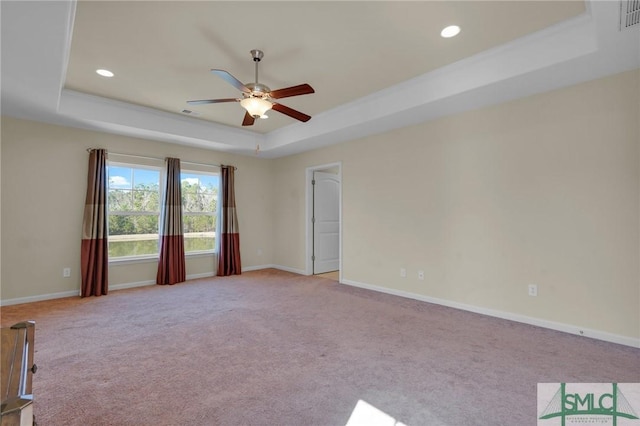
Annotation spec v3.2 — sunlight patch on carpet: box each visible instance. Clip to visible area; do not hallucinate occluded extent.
[345,399,407,426]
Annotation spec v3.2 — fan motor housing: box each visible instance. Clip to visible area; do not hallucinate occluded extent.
[246,82,271,96]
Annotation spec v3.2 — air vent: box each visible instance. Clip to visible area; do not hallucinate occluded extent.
[620,0,640,30]
[180,109,201,117]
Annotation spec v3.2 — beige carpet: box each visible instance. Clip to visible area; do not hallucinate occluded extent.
[1,269,638,425]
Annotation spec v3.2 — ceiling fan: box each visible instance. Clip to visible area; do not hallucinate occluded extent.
[187,49,315,126]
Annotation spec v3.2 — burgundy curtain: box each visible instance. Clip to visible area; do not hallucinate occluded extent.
[157,158,186,285]
[81,149,108,297]
[217,165,242,276]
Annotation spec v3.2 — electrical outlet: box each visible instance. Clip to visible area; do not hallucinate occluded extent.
[400,268,406,278]
[63,267,71,278]
[418,270,425,280]
[528,284,538,296]
[257,248,263,256]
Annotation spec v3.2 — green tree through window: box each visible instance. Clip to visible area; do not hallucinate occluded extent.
[181,172,218,253]
[107,163,219,259]
[107,165,161,258]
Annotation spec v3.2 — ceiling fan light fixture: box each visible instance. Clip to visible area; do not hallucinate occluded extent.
[240,96,272,118]
[440,25,461,38]
[189,49,314,126]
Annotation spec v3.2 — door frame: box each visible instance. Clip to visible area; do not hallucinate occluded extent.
[305,162,342,280]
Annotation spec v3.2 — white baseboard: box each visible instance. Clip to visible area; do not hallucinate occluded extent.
[0,290,80,306]
[0,266,305,306]
[186,272,216,280]
[109,280,155,291]
[9,271,632,348]
[109,272,216,289]
[242,264,274,272]
[242,264,308,275]
[1,273,213,306]
[270,264,307,275]
[341,278,640,349]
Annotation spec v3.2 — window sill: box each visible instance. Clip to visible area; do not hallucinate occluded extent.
[109,251,216,265]
[186,250,217,258]
[109,255,158,265]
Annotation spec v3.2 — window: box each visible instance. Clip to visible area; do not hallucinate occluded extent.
[107,164,161,259]
[106,160,218,260]
[181,171,219,253]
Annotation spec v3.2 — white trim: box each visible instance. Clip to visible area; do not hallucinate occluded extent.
[305,162,343,279]
[242,264,273,273]
[242,264,308,275]
[109,251,216,265]
[186,272,215,280]
[109,280,155,291]
[0,267,277,306]
[0,290,79,306]
[5,2,639,158]
[272,264,308,275]
[111,272,216,288]
[0,273,213,306]
[5,271,634,348]
[185,250,216,258]
[341,278,640,349]
[109,255,158,265]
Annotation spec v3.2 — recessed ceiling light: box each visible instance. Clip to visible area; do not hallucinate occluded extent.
[441,25,461,38]
[96,69,114,77]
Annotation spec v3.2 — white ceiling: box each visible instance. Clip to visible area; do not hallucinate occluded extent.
[1,1,639,158]
[65,1,585,133]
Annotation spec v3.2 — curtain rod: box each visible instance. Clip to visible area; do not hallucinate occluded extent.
[87,149,237,170]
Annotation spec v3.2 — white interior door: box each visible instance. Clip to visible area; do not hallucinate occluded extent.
[313,171,340,274]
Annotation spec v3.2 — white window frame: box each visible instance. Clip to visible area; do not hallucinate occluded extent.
[181,168,220,256]
[107,160,163,263]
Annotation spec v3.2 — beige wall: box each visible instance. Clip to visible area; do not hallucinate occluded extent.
[1,117,274,300]
[1,69,638,342]
[273,69,640,341]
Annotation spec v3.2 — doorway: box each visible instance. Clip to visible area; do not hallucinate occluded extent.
[306,163,341,280]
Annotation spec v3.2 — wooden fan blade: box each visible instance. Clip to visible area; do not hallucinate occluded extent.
[242,111,255,126]
[211,69,251,94]
[187,98,238,105]
[272,103,311,122]
[269,83,315,99]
